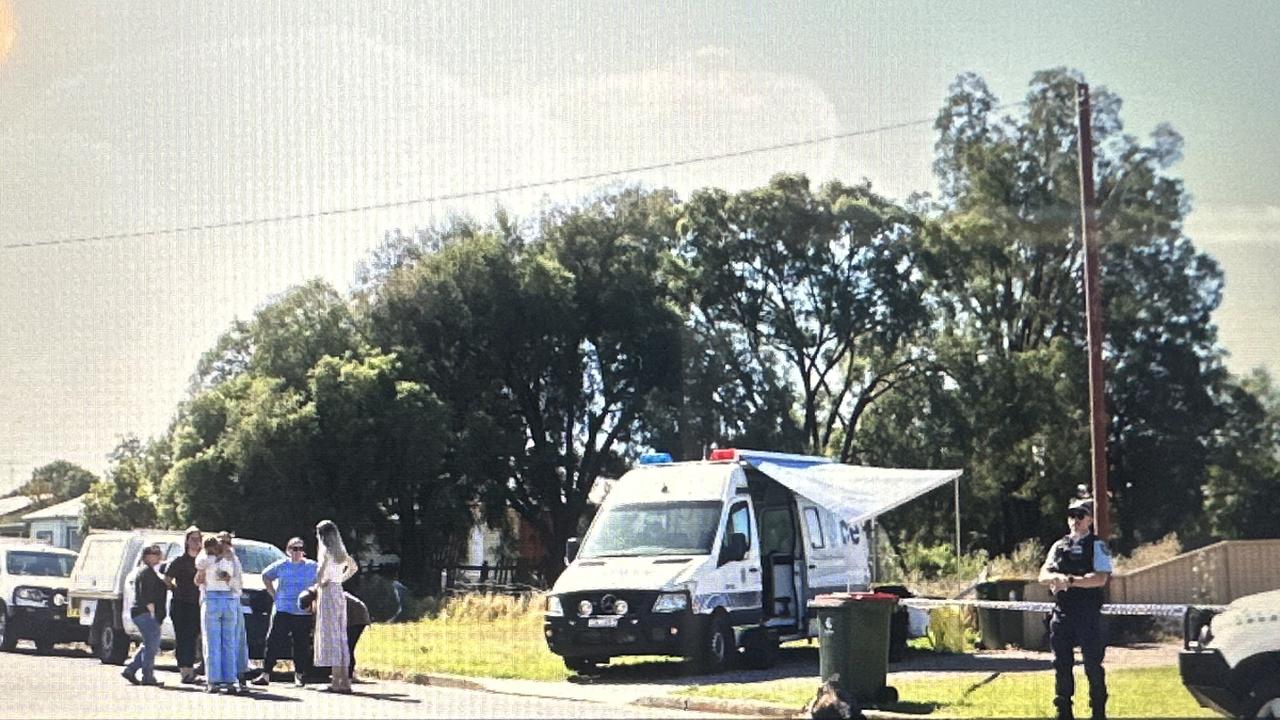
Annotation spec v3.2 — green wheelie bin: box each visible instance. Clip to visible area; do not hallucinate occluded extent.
[809,591,900,706]
[976,578,1028,649]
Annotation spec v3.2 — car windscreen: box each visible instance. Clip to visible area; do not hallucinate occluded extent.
[235,543,286,574]
[579,501,722,558]
[6,550,76,577]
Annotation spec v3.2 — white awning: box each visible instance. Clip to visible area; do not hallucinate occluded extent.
[748,460,962,526]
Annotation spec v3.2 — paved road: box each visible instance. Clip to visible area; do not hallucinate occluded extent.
[0,647,728,719]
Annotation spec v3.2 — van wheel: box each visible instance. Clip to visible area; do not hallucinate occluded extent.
[739,627,779,669]
[696,615,734,674]
[0,606,17,652]
[1243,678,1280,719]
[95,621,129,665]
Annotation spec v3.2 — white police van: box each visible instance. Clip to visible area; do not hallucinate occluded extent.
[543,448,960,674]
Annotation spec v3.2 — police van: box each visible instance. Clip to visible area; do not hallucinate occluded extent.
[542,448,960,674]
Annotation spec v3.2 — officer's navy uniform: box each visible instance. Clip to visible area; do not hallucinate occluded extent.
[1043,530,1112,719]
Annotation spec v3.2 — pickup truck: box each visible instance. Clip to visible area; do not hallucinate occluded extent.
[67,529,284,664]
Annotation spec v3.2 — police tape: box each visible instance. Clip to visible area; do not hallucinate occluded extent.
[898,597,1228,617]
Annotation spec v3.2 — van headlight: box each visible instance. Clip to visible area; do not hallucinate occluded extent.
[652,591,689,613]
[14,587,47,607]
[545,595,564,617]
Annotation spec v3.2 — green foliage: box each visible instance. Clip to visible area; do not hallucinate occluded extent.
[1202,368,1280,539]
[18,460,97,504]
[82,437,159,531]
[865,68,1239,556]
[87,68,1280,589]
[678,174,932,459]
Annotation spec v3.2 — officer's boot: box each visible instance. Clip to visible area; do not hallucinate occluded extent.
[1054,697,1074,720]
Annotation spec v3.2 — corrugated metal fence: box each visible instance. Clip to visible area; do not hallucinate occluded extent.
[1110,539,1280,605]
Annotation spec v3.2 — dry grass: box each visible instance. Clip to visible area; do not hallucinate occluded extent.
[357,591,572,681]
[1113,533,1182,573]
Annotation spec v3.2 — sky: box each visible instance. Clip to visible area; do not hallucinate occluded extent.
[1,1,1278,492]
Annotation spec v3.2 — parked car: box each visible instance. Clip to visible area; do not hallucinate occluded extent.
[1180,589,1280,719]
[0,539,86,652]
[67,529,285,664]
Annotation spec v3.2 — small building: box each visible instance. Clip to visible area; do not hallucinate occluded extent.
[21,494,86,550]
[0,495,35,537]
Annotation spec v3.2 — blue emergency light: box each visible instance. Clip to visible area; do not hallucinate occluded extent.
[638,452,673,465]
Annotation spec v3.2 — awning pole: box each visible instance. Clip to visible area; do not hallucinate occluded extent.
[953,477,961,561]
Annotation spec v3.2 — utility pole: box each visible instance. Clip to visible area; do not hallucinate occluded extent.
[1076,82,1110,539]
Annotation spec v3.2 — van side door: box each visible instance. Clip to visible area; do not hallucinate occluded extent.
[798,502,847,601]
[702,497,764,626]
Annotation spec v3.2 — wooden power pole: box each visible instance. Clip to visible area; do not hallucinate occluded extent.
[1076,82,1110,539]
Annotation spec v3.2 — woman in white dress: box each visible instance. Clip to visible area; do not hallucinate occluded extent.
[313,519,358,693]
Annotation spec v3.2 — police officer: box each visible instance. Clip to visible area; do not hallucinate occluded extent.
[1038,498,1112,720]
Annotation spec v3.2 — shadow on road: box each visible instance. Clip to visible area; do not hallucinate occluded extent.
[5,645,93,659]
[344,690,420,703]
[153,685,303,702]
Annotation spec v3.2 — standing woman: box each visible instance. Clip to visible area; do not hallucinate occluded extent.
[164,526,203,684]
[313,520,358,693]
[217,531,251,691]
[197,536,241,694]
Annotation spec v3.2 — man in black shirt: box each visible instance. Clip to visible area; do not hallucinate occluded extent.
[122,545,168,686]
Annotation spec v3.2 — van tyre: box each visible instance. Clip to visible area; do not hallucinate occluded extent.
[1243,678,1280,719]
[0,605,16,652]
[739,627,779,670]
[94,619,129,665]
[696,615,735,674]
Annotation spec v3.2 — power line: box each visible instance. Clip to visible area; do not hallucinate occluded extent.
[2,102,1027,251]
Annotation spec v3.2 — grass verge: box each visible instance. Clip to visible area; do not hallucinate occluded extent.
[674,666,1218,718]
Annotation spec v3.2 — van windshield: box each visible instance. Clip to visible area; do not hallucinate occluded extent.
[580,501,722,558]
[6,551,75,577]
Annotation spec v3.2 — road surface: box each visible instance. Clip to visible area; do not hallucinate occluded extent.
[0,646,727,719]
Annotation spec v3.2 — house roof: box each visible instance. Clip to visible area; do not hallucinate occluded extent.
[0,495,35,518]
[21,494,86,521]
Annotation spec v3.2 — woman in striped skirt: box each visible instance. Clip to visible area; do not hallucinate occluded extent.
[313,520,358,693]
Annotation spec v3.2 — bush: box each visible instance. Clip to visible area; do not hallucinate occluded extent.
[1113,533,1181,573]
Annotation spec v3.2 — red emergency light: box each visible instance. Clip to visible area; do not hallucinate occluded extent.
[708,448,738,461]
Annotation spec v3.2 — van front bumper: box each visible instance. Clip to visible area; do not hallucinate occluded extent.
[544,610,703,659]
[1179,648,1240,718]
[8,606,88,644]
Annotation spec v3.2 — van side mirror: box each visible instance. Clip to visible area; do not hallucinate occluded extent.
[720,532,748,565]
[565,537,580,565]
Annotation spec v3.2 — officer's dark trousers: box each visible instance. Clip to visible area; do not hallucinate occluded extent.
[1050,609,1107,717]
[262,611,314,678]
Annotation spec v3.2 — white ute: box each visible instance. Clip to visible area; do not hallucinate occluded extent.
[542,448,961,674]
